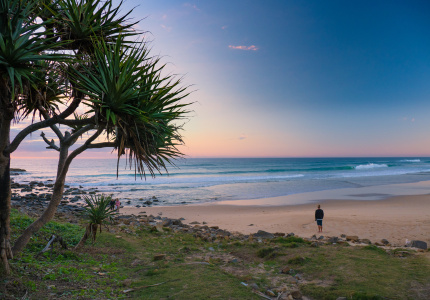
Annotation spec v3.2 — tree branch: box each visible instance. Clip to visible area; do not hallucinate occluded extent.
[38,106,64,140]
[58,116,95,127]
[40,132,60,151]
[7,96,90,153]
[60,129,104,177]
[87,142,116,149]
[64,124,95,145]
[8,117,61,153]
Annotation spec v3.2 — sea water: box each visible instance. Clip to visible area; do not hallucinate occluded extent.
[11,157,430,206]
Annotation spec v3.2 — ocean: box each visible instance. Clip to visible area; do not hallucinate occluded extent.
[10,157,430,206]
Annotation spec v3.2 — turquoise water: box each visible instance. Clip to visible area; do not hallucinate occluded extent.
[11,157,430,206]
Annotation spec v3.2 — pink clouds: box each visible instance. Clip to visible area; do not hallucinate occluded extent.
[229,45,258,51]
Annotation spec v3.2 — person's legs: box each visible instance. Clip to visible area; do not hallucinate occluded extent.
[317,220,322,232]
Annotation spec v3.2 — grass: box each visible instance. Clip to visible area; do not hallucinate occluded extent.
[2,209,430,299]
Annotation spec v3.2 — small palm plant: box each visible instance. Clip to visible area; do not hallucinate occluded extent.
[75,194,117,248]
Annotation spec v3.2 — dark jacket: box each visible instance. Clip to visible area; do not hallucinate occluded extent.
[315,208,324,220]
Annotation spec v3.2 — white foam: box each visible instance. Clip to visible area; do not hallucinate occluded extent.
[399,159,420,162]
[355,163,388,170]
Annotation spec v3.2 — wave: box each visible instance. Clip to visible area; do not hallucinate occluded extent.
[399,159,421,162]
[355,163,388,170]
[71,174,305,187]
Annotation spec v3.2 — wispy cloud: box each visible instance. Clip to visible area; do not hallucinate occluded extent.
[402,116,415,122]
[183,3,200,11]
[238,134,247,140]
[229,45,258,51]
[161,24,172,32]
[221,25,228,30]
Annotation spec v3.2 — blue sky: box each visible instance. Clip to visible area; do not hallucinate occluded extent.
[12,0,430,158]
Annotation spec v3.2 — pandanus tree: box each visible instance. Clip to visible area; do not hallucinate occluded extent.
[1,0,191,275]
[75,194,117,248]
[11,35,190,255]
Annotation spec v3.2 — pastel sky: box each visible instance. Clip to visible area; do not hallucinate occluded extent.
[11,0,430,158]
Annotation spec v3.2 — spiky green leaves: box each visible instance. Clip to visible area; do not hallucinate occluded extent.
[81,194,117,226]
[68,36,191,177]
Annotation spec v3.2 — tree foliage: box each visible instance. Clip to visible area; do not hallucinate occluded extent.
[0,0,192,274]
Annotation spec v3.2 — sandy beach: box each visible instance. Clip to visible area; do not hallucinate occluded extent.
[121,181,430,246]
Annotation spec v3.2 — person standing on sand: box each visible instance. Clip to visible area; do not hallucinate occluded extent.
[115,198,121,212]
[315,204,324,232]
[110,198,115,211]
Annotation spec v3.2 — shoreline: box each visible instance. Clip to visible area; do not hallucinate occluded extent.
[120,191,430,246]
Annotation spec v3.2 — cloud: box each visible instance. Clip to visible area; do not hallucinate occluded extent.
[401,117,416,123]
[228,45,258,51]
[221,25,228,30]
[183,3,200,11]
[238,134,247,140]
[161,24,172,32]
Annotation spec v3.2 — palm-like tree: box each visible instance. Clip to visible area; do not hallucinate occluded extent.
[75,194,117,248]
[6,0,191,265]
[0,0,68,275]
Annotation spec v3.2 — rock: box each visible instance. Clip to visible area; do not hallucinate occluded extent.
[252,230,275,239]
[280,266,290,274]
[346,235,359,242]
[161,219,172,227]
[274,232,285,237]
[328,237,338,243]
[360,239,371,244]
[190,221,200,224]
[153,254,165,261]
[266,290,276,297]
[250,283,259,290]
[155,223,164,232]
[381,239,389,245]
[410,240,428,250]
[310,242,318,247]
[290,290,302,299]
[336,298,347,300]
[317,235,324,240]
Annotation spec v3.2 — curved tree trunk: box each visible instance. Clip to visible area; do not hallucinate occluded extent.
[0,106,13,276]
[11,146,69,256]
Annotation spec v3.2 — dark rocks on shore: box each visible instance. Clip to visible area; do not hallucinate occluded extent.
[252,230,275,239]
[346,235,359,242]
[410,240,427,250]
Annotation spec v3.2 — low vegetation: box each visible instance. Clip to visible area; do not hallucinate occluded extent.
[1,209,429,299]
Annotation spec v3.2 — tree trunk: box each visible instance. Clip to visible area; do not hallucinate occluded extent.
[11,146,69,255]
[0,107,13,276]
[75,223,98,249]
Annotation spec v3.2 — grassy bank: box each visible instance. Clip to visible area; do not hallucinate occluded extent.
[1,209,430,299]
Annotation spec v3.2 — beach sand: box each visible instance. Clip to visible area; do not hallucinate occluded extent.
[120,182,430,246]
[120,194,430,246]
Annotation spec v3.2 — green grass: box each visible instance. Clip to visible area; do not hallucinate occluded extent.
[2,209,430,299]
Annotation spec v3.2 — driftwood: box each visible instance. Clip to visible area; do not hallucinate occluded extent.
[252,290,273,300]
[36,235,67,257]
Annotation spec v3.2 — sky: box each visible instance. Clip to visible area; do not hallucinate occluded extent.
[11,0,430,158]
